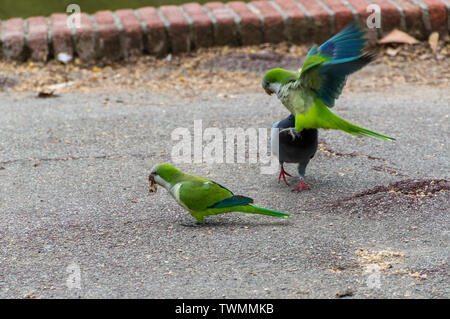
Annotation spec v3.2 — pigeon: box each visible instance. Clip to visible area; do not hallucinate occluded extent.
[271,114,318,191]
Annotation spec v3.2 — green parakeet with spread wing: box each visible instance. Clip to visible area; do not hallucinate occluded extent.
[262,23,394,141]
[148,164,290,224]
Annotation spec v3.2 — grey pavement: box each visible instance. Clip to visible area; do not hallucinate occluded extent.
[0,83,448,298]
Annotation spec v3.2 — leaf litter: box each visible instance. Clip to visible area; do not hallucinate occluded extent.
[0,38,448,99]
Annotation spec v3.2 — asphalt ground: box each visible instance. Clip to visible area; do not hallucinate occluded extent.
[0,77,448,298]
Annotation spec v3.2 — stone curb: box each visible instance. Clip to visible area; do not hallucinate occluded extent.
[0,0,448,63]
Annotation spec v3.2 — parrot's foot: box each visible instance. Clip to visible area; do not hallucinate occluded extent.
[280,128,300,141]
[278,165,292,185]
[292,179,309,192]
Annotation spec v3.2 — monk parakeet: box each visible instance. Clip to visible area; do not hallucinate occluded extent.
[272,115,318,191]
[262,23,394,141]
[148,164,290,224]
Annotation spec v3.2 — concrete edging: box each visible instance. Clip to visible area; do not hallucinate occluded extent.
[0,0,448,63]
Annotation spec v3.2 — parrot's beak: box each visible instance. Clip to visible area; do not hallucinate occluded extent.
[149,174,158,193]
[265,88,273,95]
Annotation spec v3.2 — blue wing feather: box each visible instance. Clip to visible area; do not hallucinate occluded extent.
[303,23,375,107]
[315,53,375,106]
[306,45,319,57]
[208,195,254,209]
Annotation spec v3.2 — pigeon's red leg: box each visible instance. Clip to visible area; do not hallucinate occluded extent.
[278,165,292,185]
[292,178,309,192]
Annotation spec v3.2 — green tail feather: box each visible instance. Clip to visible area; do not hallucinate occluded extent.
[299,102,396,141]
[334,117,396,141]
[237,205,290,218]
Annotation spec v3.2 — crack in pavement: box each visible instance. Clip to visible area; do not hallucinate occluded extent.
[0,152,157,166]
[330,179,450,210]
[372,165,407,177]
[318,140,394,165]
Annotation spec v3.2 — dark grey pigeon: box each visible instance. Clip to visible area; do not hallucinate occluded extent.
[271,114,318,191]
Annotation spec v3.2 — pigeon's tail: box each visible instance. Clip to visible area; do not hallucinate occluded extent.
[296,101,395,141]
[236,205,290,218]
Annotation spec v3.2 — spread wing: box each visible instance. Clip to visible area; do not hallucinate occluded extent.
[297,23,375,107]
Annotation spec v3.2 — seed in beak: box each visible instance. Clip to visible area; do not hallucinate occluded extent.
[149,174,158,193]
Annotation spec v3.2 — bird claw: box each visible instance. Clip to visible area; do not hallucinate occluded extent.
[280,128,300,141]
[292,180,309,192]
[278,165,292,185]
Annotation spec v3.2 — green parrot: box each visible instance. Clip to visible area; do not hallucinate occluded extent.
[262,23,394,141]
[148,164,290,224]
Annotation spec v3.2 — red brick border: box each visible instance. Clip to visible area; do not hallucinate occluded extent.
[204,2,239,46]
[136,7,168,58]
[249,1,286,43]
[344,0,380,41]
[422,0,448,32]
[74,13,96,62]
[27,17,49,62]
[228,1,264,45]
[50,13,74,59]
[182,3,215,48]
[116,9,144,59]
[160,5,192,53]
[321,0,354,32]
[296,0,334,42]
[370,0,402,32]
[94,10,123,61]
[272,0,308,44]
[2,18,26,61]
[0,0,448,63]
